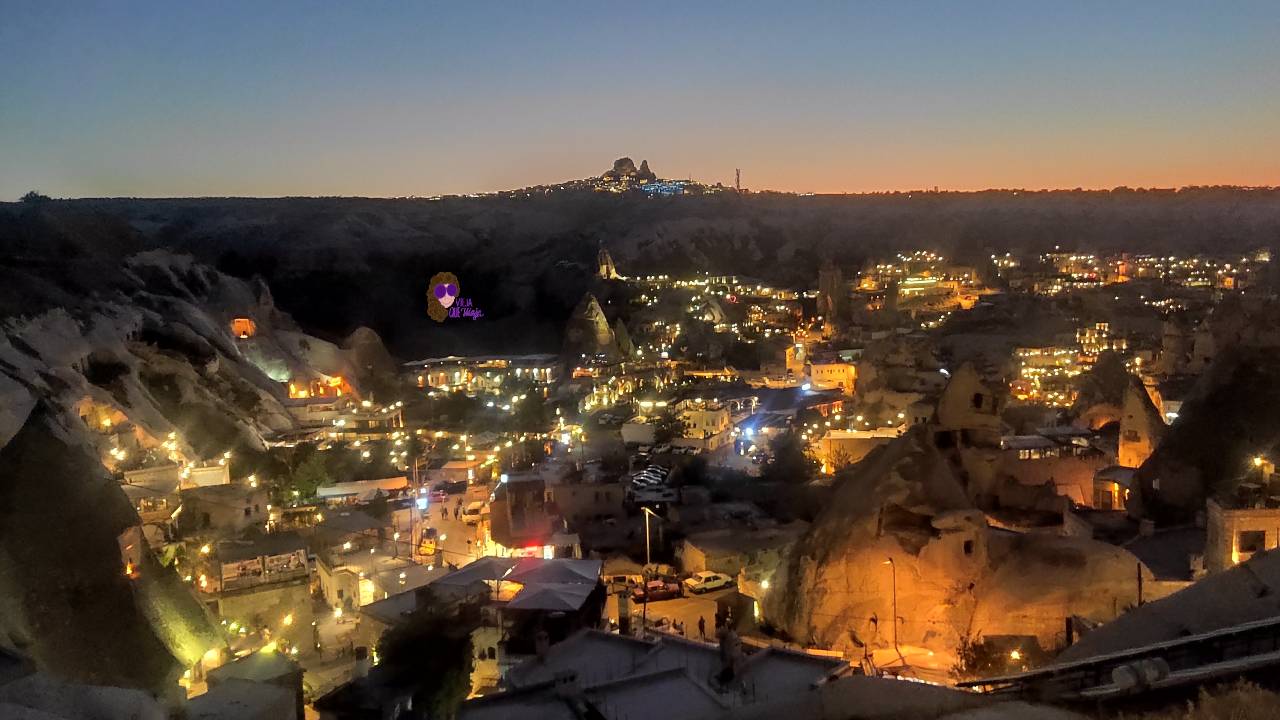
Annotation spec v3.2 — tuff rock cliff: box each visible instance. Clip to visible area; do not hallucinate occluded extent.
[0,250,390,692]
[766,367,1153,666]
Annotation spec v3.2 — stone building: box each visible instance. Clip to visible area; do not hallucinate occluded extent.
[1206,498,1280,573]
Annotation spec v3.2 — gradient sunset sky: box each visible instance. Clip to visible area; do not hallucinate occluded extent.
[2,1,1278,199]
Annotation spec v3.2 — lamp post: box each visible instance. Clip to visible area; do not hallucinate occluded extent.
[643,507,658,566]
[641,507,661,636]
[883,557,905,665]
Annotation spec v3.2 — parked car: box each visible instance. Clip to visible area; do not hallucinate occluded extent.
[682,571,733,595]
[654,444,672,454]
[631,579,681,603]
[428,484,449,503]
[631,487,678,503]
[461,501,485,524]
[607,573,643,589]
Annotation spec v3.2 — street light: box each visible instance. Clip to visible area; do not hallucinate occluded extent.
[640,507,662,636]
[883,558,905,665]
[641,506,661,567]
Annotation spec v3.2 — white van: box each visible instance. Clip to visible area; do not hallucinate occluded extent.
[461,501,486,525]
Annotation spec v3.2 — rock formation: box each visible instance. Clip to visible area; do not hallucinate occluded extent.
[601,157,657,184]
[1117,377,1167,469]
[0,250,371,692]
[563,293,617,361]
[768,365,1152,664]
[816,259,844,323]
[612,318,635,358]
[602,157,638,181]
[1133,347,1280,523]
[597,245,620,280]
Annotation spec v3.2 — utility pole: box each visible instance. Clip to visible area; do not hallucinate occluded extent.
[735,168,741,193]
[884,557,904,664]
[641,507,660,637]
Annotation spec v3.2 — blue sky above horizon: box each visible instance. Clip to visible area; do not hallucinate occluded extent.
[2,1,1278,199]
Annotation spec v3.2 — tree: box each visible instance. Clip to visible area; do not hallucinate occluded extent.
[365,491,390,524]
[760,430,817,484]
[653,411,687,444]
[377,596,481,719]
[20,190,51,203]
[672,455,710,486]
[289,453,330,500]
[512,392,550,433]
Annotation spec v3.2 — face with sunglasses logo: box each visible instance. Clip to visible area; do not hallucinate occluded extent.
[426,271,461,322]
[433,281,459,308]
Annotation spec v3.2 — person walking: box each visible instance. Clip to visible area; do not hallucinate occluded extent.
[697,616,706,640]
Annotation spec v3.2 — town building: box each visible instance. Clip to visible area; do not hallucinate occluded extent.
[406,354,560,393]
[461,628,847,720]
[193,532,312,645]
[485,474,581,559]
[817,428,900,471]
[1206,497,1280,573]
[678,522,808,582]
[675,398,733,452]
[808,359,857,394]
[203,651,305,720]
[180,483,271,537]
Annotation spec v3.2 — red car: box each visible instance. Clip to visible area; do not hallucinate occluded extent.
[631,580,680,603]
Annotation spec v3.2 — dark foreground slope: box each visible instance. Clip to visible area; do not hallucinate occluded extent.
[0,405,221,693]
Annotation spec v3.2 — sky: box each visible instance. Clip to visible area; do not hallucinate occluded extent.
[1,1,1278,199]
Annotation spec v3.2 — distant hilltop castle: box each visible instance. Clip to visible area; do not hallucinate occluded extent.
[601,157,657,184]
[589,157,727,196]
[504,156,729,197]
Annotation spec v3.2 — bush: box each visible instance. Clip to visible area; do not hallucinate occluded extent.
[1128,681,1280,720]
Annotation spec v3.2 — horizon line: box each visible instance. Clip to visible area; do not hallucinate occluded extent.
[9,183,1280,204]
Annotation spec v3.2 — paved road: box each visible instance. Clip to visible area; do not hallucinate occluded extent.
[608,586,737,640]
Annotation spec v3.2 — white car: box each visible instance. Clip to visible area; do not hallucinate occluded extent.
[461,501,486,524]
[682,571,733,594]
